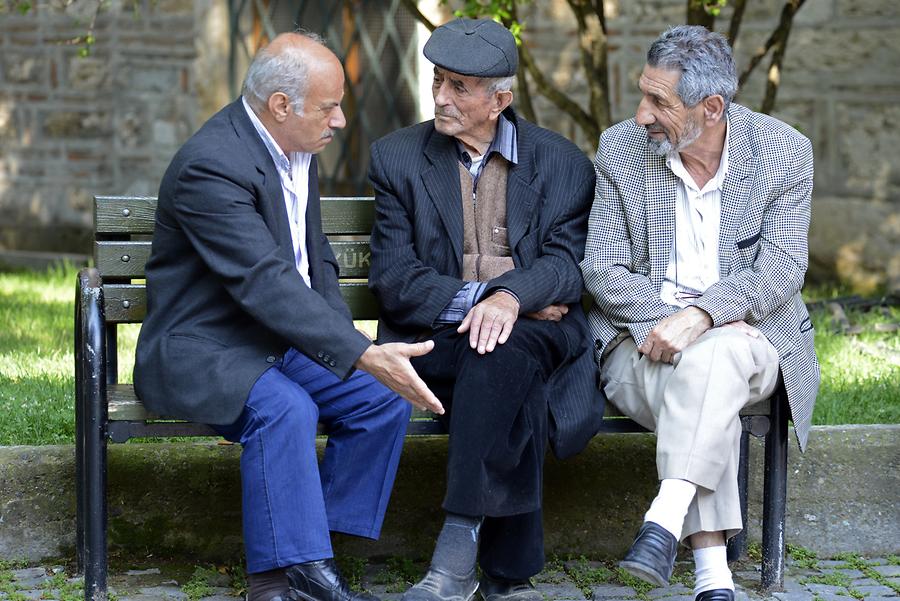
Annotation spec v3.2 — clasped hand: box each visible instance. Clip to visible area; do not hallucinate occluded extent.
[638,306,713,364]
[457,290,520,354]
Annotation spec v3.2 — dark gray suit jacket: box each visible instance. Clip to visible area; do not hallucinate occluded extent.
[134,99,370,426]
[367,109,604,459]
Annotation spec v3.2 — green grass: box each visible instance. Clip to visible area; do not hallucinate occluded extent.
[0,267,897,445]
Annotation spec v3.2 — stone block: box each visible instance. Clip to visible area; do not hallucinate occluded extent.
[873,565,900,578]
[67,56,109,90]
[590,584,637,597]
[782,28,900,78]
[118,64,181,93]
[2,54,46,85]
[835,103,900,199]
[853,584,897,597]
[42,110,110,138]
[838,0,900,18]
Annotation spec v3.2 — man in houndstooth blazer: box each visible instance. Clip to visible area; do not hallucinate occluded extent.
[580,26,819,601]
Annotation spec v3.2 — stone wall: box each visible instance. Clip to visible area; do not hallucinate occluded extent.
[1,0,898,290]
[0,0,210,255]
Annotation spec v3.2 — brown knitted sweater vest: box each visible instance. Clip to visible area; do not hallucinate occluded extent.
[459,157,515,282]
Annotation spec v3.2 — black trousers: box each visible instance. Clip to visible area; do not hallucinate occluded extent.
[411,319,570,580]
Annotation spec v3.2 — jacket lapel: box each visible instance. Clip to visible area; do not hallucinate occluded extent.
[718,107,756,277]
[422,127,465,271]
[305,158,324,292]
[645,149,677,288]
[228,100,296,266]
[506,113,539,258]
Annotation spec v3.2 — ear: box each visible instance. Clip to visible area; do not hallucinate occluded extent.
[490,89,514,119]
[267,92,292,123]
[702,94,726,124]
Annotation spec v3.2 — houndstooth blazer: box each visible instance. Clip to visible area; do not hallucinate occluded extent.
[580,103,819,451]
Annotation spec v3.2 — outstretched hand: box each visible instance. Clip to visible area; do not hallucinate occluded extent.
[355,341,444,414]
[458,290,520,354]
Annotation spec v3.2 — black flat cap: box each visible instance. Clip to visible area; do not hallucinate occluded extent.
[424,18,518,78]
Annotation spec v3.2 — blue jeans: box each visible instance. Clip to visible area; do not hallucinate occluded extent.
[213,348,411,573]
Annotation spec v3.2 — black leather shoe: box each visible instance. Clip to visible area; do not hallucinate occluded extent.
[619,521,678,587]
[695,589,734,601]
[401,566,478,601]
[479,574,541,601]
[285,559,380,601]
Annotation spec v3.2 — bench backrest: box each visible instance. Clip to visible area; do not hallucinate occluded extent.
[94,195,380,324]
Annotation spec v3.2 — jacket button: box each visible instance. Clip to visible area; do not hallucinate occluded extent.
[329,360,336,367]
[323,354,331,362]
[266,355,276,363]
[317,351,324,359]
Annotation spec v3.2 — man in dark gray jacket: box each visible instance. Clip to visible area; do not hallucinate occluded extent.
[135,32,441,601]
[369,18,602,601]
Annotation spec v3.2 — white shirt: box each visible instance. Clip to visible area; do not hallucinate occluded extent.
[242,97,312,287]
[659,119,730,308]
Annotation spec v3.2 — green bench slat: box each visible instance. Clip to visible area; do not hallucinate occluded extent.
[94,195,375,236]
[95,240,372,279]
[102,282,379,323]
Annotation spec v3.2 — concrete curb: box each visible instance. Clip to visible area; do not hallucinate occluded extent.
[0,425,897,562]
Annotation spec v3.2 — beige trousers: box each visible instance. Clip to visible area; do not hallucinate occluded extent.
[601,327,780,542]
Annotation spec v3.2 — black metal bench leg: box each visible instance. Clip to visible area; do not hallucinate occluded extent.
[77,269,109,601]
[761,391,788,591]
[84,398,108,601]
[727,425,751,562]
[75,287,86,573]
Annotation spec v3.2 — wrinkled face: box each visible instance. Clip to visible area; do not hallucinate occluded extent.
[282,59,347,154]
[432,67,495,139]
[635,65,704,156]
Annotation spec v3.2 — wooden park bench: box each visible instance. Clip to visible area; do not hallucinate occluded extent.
[75,195,790,601]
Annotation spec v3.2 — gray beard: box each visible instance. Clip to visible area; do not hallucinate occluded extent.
[647,117,703,157]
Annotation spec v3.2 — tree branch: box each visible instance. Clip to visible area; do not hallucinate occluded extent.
[761,0,804,114]
[566,0,610,136]
[519,41,599,141]
[400,0,437,32]
[727,0,748,46]
[738,0,805,89]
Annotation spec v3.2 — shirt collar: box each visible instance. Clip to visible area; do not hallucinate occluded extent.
[457,111,518,169]
[242,96,293,175]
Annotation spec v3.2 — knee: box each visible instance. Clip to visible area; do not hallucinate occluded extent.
[259,393,320,436]
[680,329,754,372]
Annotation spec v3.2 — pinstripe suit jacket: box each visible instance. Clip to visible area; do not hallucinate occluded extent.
[368,109,604,459]
[580,103,819,451]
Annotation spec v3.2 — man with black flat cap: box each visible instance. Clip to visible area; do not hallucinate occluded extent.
[368,18,603,601]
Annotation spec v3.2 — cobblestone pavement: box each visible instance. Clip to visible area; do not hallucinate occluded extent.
[1,554,897,601]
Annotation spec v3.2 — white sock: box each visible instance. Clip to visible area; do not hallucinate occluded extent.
[692,545,734,595]
[643,478,697,539]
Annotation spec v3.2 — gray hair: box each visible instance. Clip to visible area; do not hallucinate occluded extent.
[647,25,737,116]
[485,75,515,94]
[242,30,327,115]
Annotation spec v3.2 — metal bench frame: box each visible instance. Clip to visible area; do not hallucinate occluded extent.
[75,195,789,601]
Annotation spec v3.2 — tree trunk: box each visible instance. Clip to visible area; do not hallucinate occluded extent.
[686,0,717,29]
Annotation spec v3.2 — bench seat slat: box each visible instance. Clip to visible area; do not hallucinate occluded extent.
[108,383,770,431]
